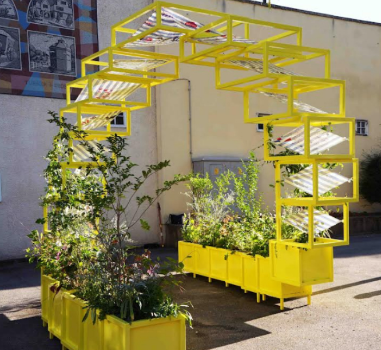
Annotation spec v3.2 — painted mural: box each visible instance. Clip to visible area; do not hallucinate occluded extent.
[0,0,98,98]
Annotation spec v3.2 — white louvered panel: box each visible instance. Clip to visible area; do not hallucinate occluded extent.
[275,126,347,155]
[229,59,300,77]
[80,110,122,130]
[112,59,169,72]
[125,7,257,47]
[284,210,341,235]
[72,140,98,162]
[75,79,140,104]
[260,92,327,114]
[285,165,351,195]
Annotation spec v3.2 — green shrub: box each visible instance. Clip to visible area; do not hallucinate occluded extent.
[359,149,381,205]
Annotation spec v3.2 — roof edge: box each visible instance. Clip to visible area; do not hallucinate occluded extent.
[231,0,381,27]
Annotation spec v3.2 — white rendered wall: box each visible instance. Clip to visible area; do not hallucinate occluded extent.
[0,0,159,260]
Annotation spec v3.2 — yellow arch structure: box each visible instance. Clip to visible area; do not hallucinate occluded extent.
[45,1,358,309]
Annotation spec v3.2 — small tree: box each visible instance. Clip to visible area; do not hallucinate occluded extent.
[27,111,192,324]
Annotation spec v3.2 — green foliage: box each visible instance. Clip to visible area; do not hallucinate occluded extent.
[27,111,192,325]
[183,153,278,257]
[359,148,381,205]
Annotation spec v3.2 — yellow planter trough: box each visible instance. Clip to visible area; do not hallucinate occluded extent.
[42,275,186,350]
[178,241,311,310]
[270,240,334,287]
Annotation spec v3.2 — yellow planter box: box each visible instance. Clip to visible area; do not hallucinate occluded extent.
[42,276,186,350]
[270,240,334,287]
[178,241,311,309]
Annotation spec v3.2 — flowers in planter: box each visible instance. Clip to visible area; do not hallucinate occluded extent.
[27,111,192,325]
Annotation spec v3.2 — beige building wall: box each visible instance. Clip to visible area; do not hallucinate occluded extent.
[156,0,381,222]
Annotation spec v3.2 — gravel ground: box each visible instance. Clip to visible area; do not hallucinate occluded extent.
[1,236,380,350]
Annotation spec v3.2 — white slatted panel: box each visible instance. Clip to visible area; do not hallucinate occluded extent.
[260,92,327,114]
[284,210,341,234]
[72,140,108,162]
[229,59,300,77]
[111,58,169,72]
[285,165,351,195]
[75,79,140,104]
[125,7,257,47]
[275,126,347,155]
[81,110,122,130]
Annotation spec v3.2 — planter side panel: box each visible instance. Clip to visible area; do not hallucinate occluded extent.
[227,252,244,287]
[62,294,81,350]
[258,256,282,297]
[178,241,196,273]
[41,274,56,323]
[104,317,125,350]
[301,247,333,285]
[242,255,258,293]
[270,242,301,286]
[194,245,210,276]
[48,285,64,338]
[130,317,185,350]
[83,316,103,350]
[210,248,228,281]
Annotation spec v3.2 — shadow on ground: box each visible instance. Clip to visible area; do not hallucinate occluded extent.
[0,314,61,350]
[171,274,292,350]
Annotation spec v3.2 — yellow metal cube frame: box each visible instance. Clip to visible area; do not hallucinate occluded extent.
[42,1,359,332]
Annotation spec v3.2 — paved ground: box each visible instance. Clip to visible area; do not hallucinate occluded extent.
[1,236,381,350]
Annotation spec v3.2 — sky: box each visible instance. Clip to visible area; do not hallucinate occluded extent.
[267,0,381,23]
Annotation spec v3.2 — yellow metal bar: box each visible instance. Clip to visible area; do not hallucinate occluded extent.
[312,161,318,204]
[308,205,314,249]
[304,116,311,157]
[275,162,282,242]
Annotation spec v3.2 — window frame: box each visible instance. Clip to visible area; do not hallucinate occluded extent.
[256,113,270,132]
[355,119,369,136]
[110,112,127,128]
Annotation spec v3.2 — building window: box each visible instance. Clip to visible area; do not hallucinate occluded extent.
[110,112,126,127]
[256,113,270,132]
[356,119,368,136]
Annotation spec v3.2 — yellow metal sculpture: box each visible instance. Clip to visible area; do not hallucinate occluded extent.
[44,1,358,317]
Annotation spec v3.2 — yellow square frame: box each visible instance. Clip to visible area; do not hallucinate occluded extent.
[275,158,359,206]
[263,116,356,161]
[275,202,350,249]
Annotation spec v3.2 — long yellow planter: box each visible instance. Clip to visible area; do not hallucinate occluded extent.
[178,241,311,310]
[270,240,334,287]
[42,276,186,350]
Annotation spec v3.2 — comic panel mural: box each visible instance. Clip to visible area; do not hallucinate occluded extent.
[27,0,74,29]
[0,26,21,69]
[0,0,98,98]
[28,31,76,76]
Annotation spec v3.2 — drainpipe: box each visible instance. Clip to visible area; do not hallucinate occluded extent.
[172,78,193,168]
